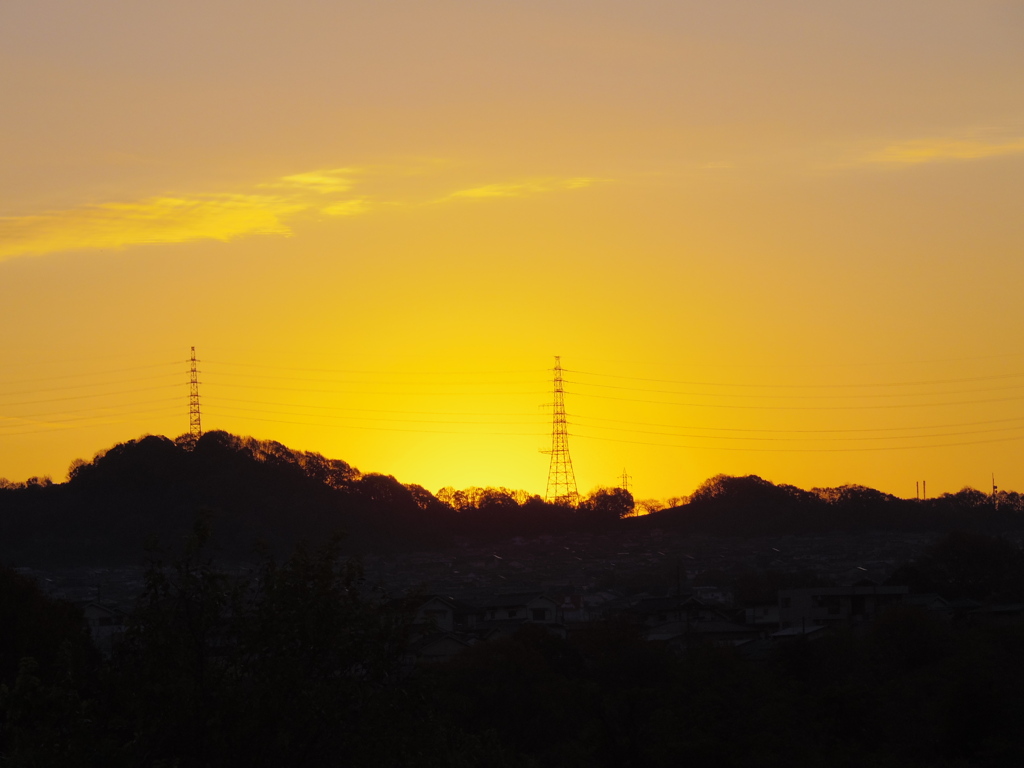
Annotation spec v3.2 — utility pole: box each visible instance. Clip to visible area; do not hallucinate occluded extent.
[545,356,579,506]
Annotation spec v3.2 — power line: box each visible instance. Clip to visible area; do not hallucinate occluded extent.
[203,408,546,437]
[567,389,1024,411]
[0,385,183,409]
[569,412,1024,435]
[569,429,1024,453]
[205,369,547,387]
[567,350,1024,371]
[203,358,545,376]
[0,373,182,400]
[0,407,183,437]
[213,394,541,417]
[0,404,182,430]
[562,377,1024,400]
[0,397,184,422]
[5,351,1024,480]
[567,417,1024,443]
[0,361,181,387]
[210,402,544,426]
[565,366,1024,389]
[202,380,545,397]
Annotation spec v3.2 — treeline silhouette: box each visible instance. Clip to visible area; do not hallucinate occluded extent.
[1,431,1023,564]
[4,526,1024,766]
[652,473,1024,536]
[0,431,624,563]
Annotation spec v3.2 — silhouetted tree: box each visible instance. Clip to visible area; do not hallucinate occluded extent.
[677,474,821,534]
[104,517,422,767]
[887,530,1024,602]
[0,567,101,763]
[0,567,94,689]
[579,487,634,524]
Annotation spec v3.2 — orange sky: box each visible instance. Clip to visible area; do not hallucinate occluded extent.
[3,1,1024,502]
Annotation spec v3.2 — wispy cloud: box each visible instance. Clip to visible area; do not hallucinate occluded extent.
[0,168,371,261]
[264,168,357,193]
[859,136,1024,166]
[0,168,603,261]
[320,199,372,217]
[0,194,305,260]
[442,177,600,201]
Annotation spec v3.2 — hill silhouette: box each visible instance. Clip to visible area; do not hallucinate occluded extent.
[0,431,459,564]
[2,432,1023,565]
[637,474,1024,536]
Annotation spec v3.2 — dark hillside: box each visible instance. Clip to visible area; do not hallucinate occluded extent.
[631,474,1024,536]
[0,431,455,565]
[4,436,1024,567]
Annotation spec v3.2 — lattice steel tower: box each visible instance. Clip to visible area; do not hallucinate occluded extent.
[545,356,579,505]
[188,346,202,441]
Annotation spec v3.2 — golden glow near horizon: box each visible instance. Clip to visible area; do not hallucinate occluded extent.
[2,0,1024,503]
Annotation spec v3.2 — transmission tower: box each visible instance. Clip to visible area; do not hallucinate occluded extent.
[620,469,631,493]
[188,346,202,442]
[545,356,579,505]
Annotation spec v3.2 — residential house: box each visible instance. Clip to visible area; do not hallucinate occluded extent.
[778,583,908,630]
[625,594,724,626]
[81,601,127,655]
[477,593,564,639]
[479,592,559,624]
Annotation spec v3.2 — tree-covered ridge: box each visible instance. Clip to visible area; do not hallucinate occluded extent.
[655,473,1024,535]
[0,431,639,562]
[2,433,1023,566]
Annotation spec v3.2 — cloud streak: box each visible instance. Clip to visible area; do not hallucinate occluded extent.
[0,195,303,260]
[263,168,357,193]
[442,177,599,201]
[0,168,602,261]
[0,167,368,261]
[320,199,371,217]
[860,136,1024,166]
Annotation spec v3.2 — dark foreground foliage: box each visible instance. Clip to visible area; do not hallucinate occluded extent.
[418,615,1024,768]
[5,528,1024,766]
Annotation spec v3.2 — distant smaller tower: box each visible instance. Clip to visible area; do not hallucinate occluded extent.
[620,469,631,493]
[189,346,202,441]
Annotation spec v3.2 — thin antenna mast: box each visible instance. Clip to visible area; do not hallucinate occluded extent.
[188,346,202,443]
[545,356,579,505]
